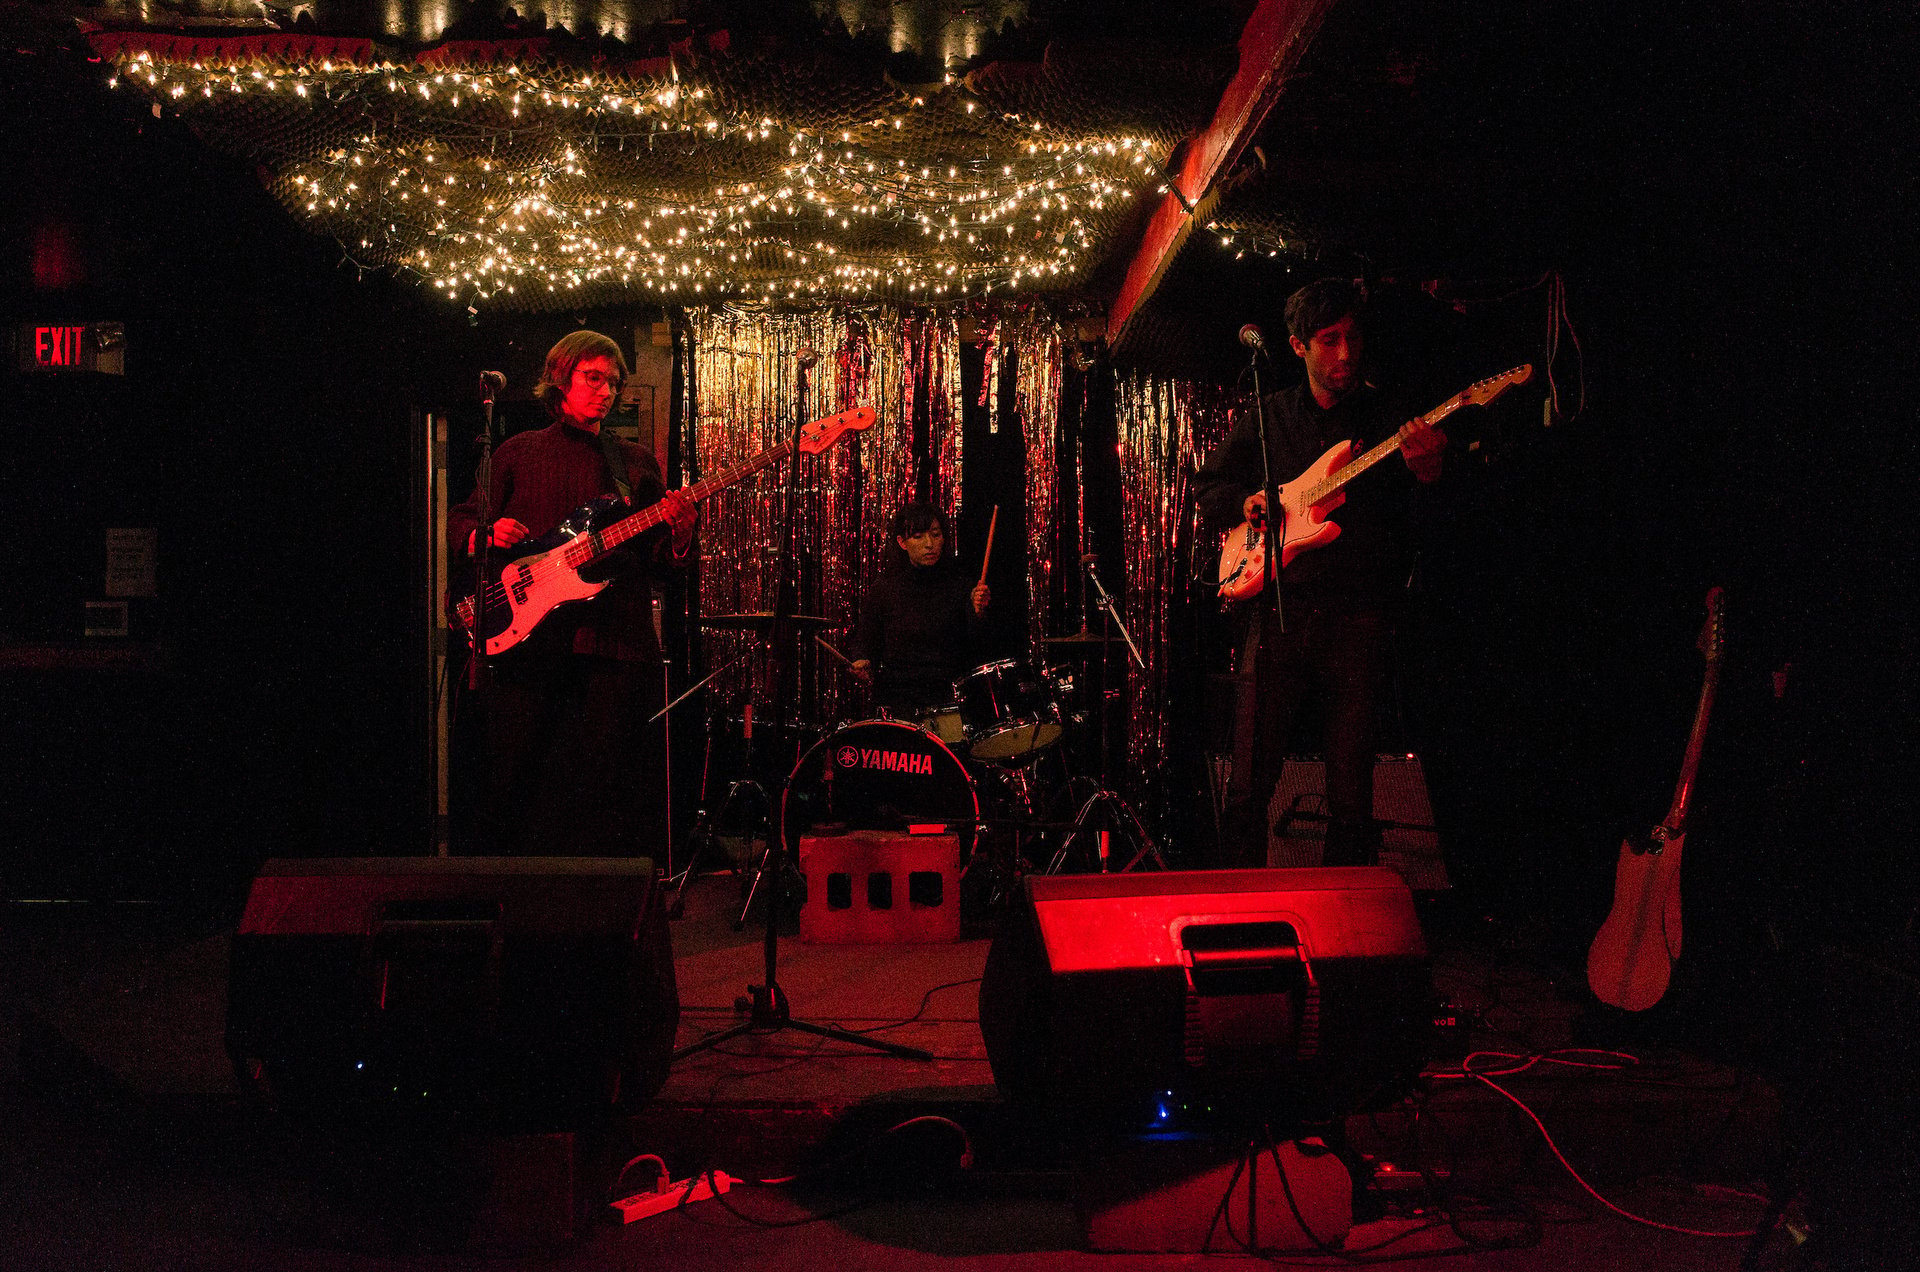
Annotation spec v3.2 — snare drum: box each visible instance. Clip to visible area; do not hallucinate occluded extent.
[955,659,1064,762]
[916,702,969,747]
[782,718,979,839]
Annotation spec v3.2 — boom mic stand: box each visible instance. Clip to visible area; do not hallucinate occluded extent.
[674,352,931,1065]
[1046,556,1166,874]
[1245,331,1285,631]
[465,370,505,692]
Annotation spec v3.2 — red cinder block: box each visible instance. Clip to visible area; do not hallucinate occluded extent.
[797,831,962,944]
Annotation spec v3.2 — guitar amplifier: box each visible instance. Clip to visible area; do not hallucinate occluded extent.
[1268,755,1442,887]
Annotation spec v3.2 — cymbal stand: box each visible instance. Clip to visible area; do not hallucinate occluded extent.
[675,354,931,1066]
[1044,556,1165,873]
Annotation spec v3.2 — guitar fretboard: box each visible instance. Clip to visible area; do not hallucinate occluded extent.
[558,438,797,569]
[1299,365,1529,506]
[1299,398,1461,505]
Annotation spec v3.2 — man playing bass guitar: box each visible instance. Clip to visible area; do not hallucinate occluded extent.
[1194,278,1446,869]
[448,329,698,857]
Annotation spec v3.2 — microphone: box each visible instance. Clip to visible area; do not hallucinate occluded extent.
[1238,324,1267,353]
[796,345,819,369]
[478,369,506,399]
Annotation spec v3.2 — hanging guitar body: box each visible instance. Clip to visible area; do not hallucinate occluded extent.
[457,494,627,655]
[1587,587,1725,1012]
[1588,827,1690,1012]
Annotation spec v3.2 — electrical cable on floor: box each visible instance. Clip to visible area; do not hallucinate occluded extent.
[1439,1050,1768,1239]
[633,1115,976,1231]
[842,976,981,1035]
[1199,1124,1525,1265]
[609,1153,670,1202]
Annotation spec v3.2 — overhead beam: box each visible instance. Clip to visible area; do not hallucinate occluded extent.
[1105,0,1337,351]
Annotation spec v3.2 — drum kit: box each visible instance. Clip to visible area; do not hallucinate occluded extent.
[669,615,1164,923]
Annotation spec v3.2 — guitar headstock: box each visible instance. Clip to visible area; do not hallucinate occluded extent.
[798,406,877,454]
[1458,364,1533,409]
[1698,586,1726,664]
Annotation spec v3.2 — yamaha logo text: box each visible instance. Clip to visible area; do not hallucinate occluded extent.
[837,745,934,776]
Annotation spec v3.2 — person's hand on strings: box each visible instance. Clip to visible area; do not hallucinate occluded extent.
[1399,419,1447,483]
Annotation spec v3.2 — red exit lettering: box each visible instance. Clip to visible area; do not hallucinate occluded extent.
[35,326,86,367]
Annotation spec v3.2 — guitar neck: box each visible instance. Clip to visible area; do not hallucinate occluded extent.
[1301,396,1466,504]
[590,438,795,554]
[1662,661,1722,833]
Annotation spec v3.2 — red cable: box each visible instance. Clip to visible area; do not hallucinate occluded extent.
[1450,1050,1764,1239]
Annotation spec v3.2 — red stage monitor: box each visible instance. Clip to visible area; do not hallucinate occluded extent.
[980,867,1431,1128]
[227,856,679,1132]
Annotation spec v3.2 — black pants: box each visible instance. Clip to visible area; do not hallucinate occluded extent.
[1221,593,1392,869]
[452,652,664,857]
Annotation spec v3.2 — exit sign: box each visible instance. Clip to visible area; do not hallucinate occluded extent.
[15,322,124,375]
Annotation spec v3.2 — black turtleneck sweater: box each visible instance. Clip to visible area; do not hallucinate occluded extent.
[849,559,985,711]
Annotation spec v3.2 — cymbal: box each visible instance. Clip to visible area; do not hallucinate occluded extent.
[1041,630,1121,645]
[699,612,841,631]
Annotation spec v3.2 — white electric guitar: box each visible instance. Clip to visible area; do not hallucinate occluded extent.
[1215,365,1533,601]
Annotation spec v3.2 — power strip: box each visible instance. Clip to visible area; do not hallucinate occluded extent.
[610,1172,739,1224]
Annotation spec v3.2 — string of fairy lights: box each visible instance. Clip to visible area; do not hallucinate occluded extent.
[101,44,1164,307]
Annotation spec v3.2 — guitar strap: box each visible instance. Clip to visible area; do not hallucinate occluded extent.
[597,429,632,501]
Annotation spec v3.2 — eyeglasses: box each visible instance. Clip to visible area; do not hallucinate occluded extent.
[575,369,621,390]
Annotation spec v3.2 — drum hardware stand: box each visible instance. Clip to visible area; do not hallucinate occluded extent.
[675,351,931,1066]
[732,769,793,931]
[1042,557,1166,874]
[667,763,772,923]
[1045,782,1167,874]
[657,650,757,918]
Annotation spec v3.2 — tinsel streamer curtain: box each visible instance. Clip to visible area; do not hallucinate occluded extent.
[1011,321,1063,653]
[922,314,964,515]
[686,307,960,723]
[1113,374,1237,816]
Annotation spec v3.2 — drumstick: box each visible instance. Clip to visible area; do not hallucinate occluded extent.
[814,634,856,668]
[978,505,999,587]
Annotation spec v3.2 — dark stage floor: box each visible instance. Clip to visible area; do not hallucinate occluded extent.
[0,871,1794,1271]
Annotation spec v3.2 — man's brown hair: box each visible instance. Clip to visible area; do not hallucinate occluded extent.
[534,329,629,418]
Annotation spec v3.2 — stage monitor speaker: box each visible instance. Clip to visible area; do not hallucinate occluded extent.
[226,857,679,1132]
[980,867,1430,1128]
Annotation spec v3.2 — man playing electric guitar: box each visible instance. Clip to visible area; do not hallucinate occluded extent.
[448,329,698,857]
[1194,278,1446,869]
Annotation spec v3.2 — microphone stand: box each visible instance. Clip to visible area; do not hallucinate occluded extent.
[466,373,501,691]
[674,353,930,1065]
[1247,341,1285,633]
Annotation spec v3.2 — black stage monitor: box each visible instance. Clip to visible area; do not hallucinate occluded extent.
[980,867,1431,1129]
[226,857,679,1132]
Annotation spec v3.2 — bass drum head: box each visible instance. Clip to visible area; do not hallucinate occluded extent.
[782,719,979,843]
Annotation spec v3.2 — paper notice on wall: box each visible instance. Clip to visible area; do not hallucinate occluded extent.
[105,527,158,598]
